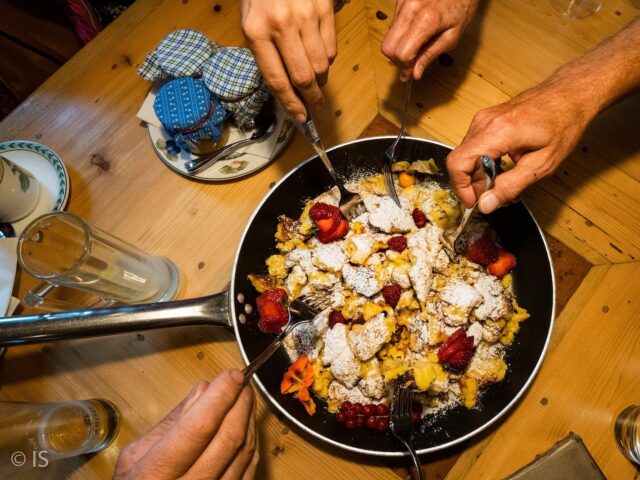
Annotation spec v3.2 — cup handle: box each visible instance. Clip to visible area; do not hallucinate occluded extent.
[24,282,115,312]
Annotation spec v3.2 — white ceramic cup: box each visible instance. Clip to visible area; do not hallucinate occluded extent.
[0,155,40,222]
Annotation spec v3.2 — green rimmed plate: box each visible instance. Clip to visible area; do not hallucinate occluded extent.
[0,140,70,236]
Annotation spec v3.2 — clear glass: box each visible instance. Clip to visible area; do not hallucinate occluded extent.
[0,399,120,473]
[18,212,180,304]
[614,404,640,465]
[550,0,603,18]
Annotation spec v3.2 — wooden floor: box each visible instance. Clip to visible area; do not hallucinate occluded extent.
[0,0,639,478]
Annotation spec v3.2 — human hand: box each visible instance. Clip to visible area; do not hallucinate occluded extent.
[114,370,258,480]
[446,82,598,213]
[241,0,337,122]
[381,0,479,81]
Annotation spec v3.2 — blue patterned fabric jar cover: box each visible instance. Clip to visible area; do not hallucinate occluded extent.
[139,29,220,80]
[153,77,227,151]
[139,30,271,128]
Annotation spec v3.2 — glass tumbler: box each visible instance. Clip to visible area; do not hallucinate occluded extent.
[550,0,603,18]
[614,403,640,465]
[18,212,180,306]
[0,399,120,473]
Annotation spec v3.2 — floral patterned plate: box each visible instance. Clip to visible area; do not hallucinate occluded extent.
[147,100,294,181]
[0,141,70,236]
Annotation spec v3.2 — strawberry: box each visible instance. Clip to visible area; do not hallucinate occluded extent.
[256,288,289,334]
[310,202,349,243]
[487,249,517,278]
[466,234,500,266]
[388,236,408,252]
[328,310,346,328]
[382,284,402,308]
[412,208,428,228]
[437,327,475,372]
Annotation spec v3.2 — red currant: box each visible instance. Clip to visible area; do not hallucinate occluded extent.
[352,403,364,415]
[363,404,376,417]
[340,401,352,413]
[345,418,356,429]
[375,404,390,416]
[355,416,364,427]
[376,417,389,432]
[366,416,377,429]
[337,412,346,423]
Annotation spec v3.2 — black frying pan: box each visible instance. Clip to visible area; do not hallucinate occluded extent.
[0,137,555,456]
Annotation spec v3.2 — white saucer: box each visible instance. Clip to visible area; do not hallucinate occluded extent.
[147,101,295,182]
[0,141,70,236]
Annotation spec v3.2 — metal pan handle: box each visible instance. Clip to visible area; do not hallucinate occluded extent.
[0,292,230,346]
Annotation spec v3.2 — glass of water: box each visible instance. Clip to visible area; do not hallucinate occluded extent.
[614,404,640,465]
[0,399,120,474]
[550,0,603,18]
[18,212,180,309]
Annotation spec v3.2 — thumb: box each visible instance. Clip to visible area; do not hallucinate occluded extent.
[478,151,548,213]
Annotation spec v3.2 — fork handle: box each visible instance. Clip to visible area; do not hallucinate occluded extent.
[241,323,294,387]
[185,138,253,173]
[400,439,426,480]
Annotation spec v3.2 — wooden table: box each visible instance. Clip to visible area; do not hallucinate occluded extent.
[0,0,638,478]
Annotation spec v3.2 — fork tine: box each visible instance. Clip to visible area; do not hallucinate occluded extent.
[383,159,402,207]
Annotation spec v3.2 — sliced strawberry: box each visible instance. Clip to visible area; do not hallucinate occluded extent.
[388,236,408,252]
[256,288,288,334]
[310,202,348,243]
[438,327,475,372]
[382,284,402,308]
[328,310,346,328]
[315,216,338,233]
[466,234,500,266]
[412,208,428,228]
[487,249,516,278]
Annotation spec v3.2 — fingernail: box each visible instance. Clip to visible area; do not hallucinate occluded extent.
[415,64,425,79]
[294,113,307,123]
[478,191,501,214]
[230,369,244,385]
[183,383,202,410]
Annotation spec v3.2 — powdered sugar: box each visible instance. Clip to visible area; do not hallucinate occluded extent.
[342,264,381,297]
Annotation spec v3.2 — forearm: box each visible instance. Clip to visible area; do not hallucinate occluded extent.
[539,16,640,120]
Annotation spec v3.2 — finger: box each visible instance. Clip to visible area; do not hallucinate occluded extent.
[183,385,256,479]
[119,381,209,466]
[412,29,458,80]
[392,16,441,70]
[274,31,324,108]
[381,1,416,61]
[318,0,337,64]
[219,388,258,480]
[301,23,330,88]
[241,448,260,480]
[478,150,552,213]
[129,370,244,479]
[250,39,307,122]
[446,141,504,208]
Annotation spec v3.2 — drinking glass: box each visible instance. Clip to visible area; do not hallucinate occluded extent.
[614,404,640,465]
[18,212,180,308]
[550,0,603,18]
[0,399,120,473]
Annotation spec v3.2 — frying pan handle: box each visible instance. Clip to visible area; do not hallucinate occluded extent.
[0,292,231,346]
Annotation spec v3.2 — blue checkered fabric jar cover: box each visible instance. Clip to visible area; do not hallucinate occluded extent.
[203,47,270,128]
[139,29,220,80]
[153,77,226,150]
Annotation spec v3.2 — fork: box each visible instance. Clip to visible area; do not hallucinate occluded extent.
[384,79,413,207]
[241,295,326,386]
[390,383,425,480]
[295,113,366,220]
[441,155,497,257]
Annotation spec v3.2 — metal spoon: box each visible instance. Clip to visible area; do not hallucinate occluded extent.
[0,222,15,239]
[442,155,497,256]
[185,99,276,175]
